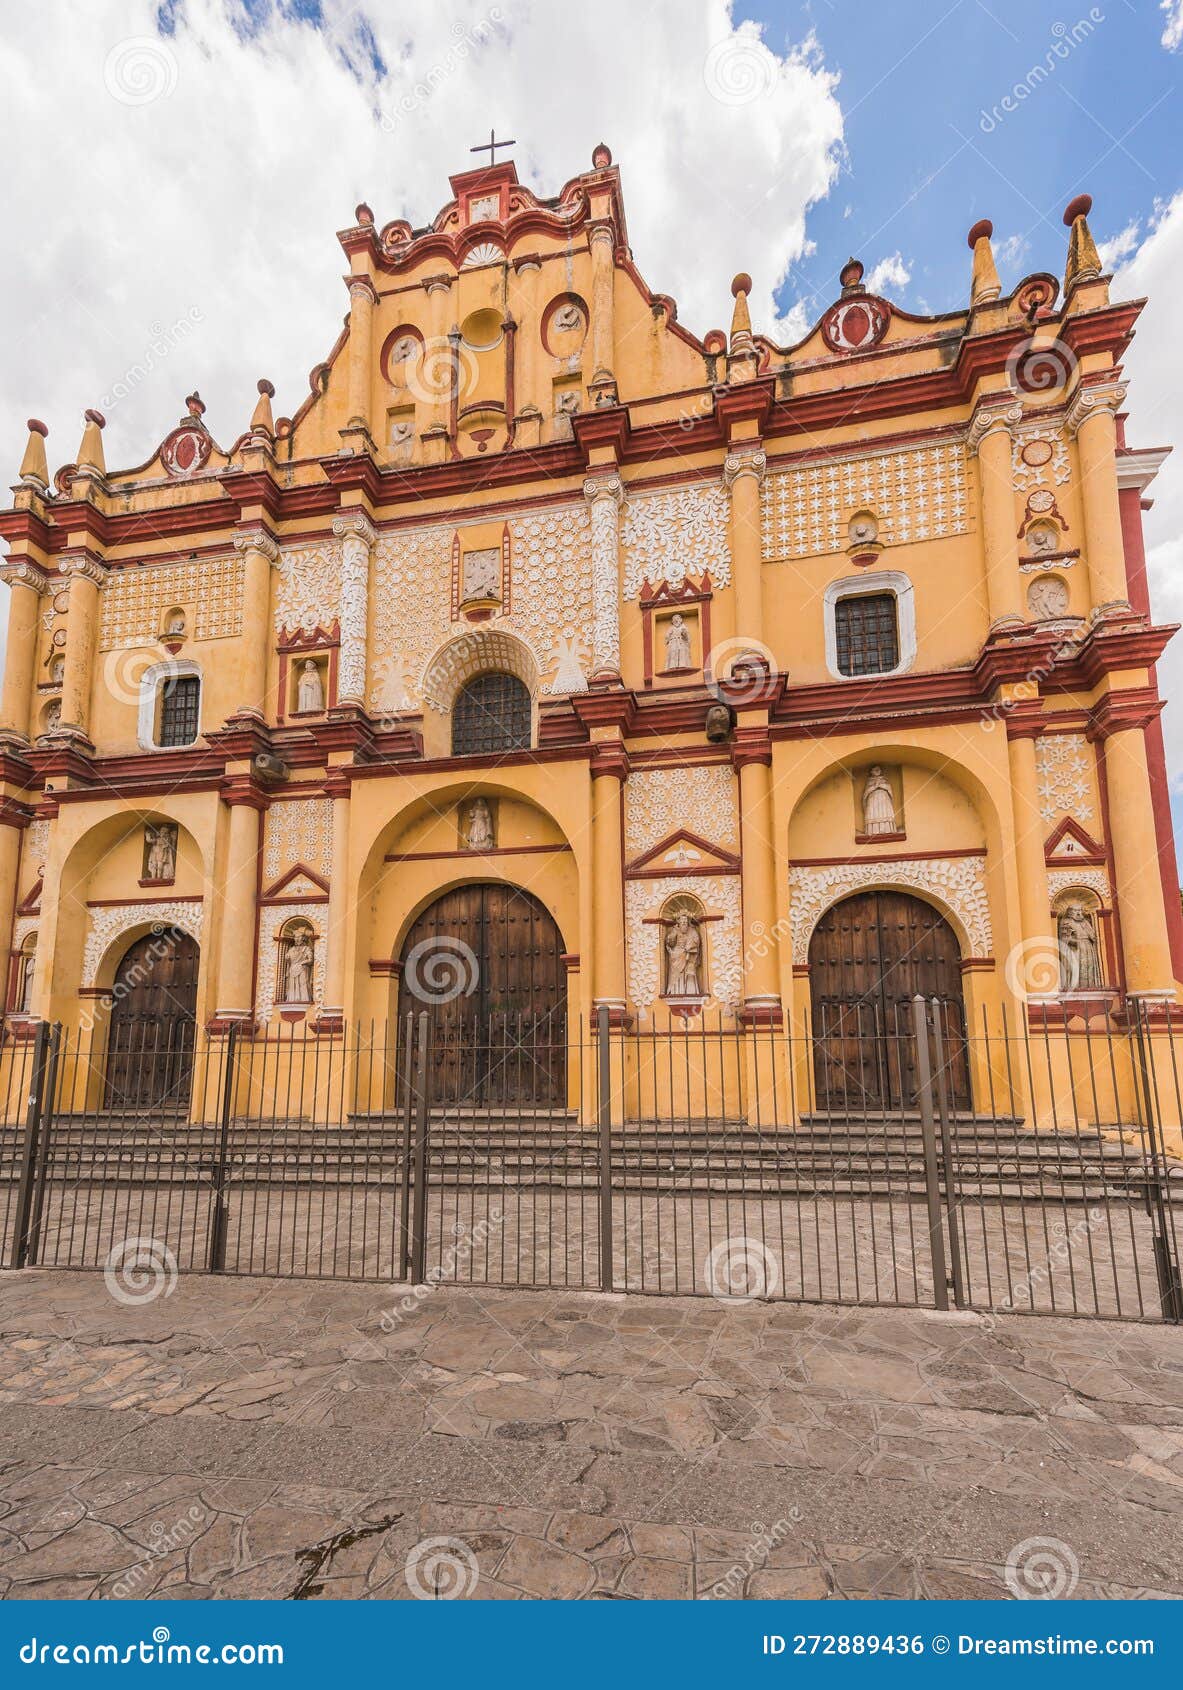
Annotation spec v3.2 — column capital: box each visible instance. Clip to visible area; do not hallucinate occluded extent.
[0,559,48,594]
[588,220,616,251]
[589,741,630,781]
[722,447,767,489]
[731,727,773,770]
[232,524,280,565]
[1065,380,1128,437]
[331,509,377,546]
[583,470,624,507]
[59,553,108,588]
[347,275,379,305]
[965,397,1023,456]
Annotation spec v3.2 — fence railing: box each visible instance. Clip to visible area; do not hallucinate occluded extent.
[0,999,1179,1322]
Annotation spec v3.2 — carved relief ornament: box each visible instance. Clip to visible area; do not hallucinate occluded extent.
[789,856,992,963]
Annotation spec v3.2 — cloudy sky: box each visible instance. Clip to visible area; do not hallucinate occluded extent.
[1,0,1181,840]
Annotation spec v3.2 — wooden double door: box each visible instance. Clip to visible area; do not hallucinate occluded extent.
[103,929,200,1111]
[396,883,567,1106]
[808,891,970,1112]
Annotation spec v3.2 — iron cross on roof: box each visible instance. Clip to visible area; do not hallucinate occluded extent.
[470,129,515,167]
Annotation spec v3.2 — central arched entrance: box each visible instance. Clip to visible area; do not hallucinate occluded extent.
[396,883,566,1105]
[808,890,970,1111]
[103,928,200,1111]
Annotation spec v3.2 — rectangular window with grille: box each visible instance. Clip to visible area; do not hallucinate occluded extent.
[157,675,201,747]
[834,592,900,677]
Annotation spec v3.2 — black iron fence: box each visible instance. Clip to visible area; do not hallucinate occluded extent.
[0,999,1180,1322]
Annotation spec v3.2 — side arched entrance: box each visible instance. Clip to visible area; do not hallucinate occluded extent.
[807,890,970,1111]
[103,928,200,1110]
[396,883,566,1105]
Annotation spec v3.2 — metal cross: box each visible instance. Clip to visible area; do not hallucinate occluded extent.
[470,129,515,167]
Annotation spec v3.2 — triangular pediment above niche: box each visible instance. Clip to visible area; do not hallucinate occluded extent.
[16,877,42,917]
[1044,816,1105,864]
[260,862,330,902]
[626,829,741,878]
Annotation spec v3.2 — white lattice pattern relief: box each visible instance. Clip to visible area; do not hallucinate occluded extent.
[100,556,243,649]
[256,905,327,1022]
[625,766,738,858]
[82,902,204,987]
[789,857,992,962]
[1047,867,1110,905]
[275,541,343,635]
[1011,424,1071,492]
[1034,734,1095,825]
[264,798,334,882]
[23,818,50,878]
[622,483,730,599]
[625,875,743,1012]
[761,440,970,560]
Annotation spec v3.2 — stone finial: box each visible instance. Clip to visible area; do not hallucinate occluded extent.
[250,379,276,437]
[355,201,374,226]
[967,218,1001,307]
[729,273,754,349]
[18,419,49,488]
[77,408,106,474]
[592,142,612,168]
[1063,193,1101,293]
[185,391,206,419]
[839,258,865,296]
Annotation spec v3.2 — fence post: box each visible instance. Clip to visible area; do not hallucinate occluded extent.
[12,1020,54,1270]
[206,1022,238,1273]
[928,999,968,1311]
[912,995,949,1312]
[596,1005,614,1292]
[397,1013,415,1279]
[1129,999,1183,1323]
[409,1010,430,1285]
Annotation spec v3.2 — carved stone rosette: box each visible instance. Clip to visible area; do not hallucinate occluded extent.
[331,510,377,704]
[584,472,625,679]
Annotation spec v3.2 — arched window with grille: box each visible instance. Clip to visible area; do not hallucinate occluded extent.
[451,671,531,757]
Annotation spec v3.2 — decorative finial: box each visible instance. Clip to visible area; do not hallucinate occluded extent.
[18,419,49,489]
[839,258,864,295]
[78,408,106,474]
[592,142,612,168]
[1063,193,1101,292]
[250,379,276,438]
[729,274,753,349]
[355,202,374,226]
[185,391,206,419]
[966,218,1001,307]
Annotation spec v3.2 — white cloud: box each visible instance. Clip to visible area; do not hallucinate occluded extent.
[1161,0,1183,50]
[863,252,911,296]
[994,232,1029,273]
[1111,191,1183,787]
[1097,219,1141,270]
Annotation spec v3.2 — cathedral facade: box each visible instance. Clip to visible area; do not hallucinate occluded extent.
[0,148,1179,1122]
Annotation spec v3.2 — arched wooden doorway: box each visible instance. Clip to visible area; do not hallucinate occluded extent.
[396,883,566,1105]
[103,928,200,1111]
[808,890,970,1111]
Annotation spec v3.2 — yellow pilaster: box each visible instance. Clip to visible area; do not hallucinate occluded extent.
[1104,725,1175,995]
[0,562,47,739]
[232,526,279,718]
[322,774,352,1024]
[214,791,263,1022]
[734,736,781,1017]
[1068,384,1132,614]
[588,223,616,382]
[590,745,628,1015]
[0,820,23,1008]
[59,555,106,741]
[968,398,1024,630]
[424,276,453,443]
[1006,726,1055,978]
[723,444,767,657]
[346,278,376,437]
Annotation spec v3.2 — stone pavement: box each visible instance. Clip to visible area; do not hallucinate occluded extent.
[0,1269,1181,1600]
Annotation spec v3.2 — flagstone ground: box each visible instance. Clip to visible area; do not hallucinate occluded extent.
[0,1270,1180,1600]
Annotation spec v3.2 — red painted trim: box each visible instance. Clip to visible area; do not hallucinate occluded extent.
[383,842,571,864]
[261,861,331,900]
[626,829,741,875]
[85,893,202,908]
[789,847,986,868]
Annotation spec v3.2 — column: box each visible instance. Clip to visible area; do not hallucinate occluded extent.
[1006,726,1056,974]
[734,738,781,1020]
[510,257,542,429]
[1068,383,1132,614]
[0,562,47,739]
[584,473,624,681]
[58,555,107,740]
[232,526,279,718]
[423,276,454,441]
[320,773,352,1026]
[1105,725,1176,995]
[214,790,263,1023]
[967,399,1024,630]
[330,510,376,706]
[723,446,767,658]
[346,277,376,435]
[588,223,616,382]
[590,746,628,1015]
[0,817,24,1013]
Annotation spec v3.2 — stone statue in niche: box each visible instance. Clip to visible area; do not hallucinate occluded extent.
[44,701,61,733]
[556,390,581,416]
[296,659,325,713]
[389,420,414,450]
[166,611,186,636]
[663,614,692,670]
[17,947,35,1014]
[1027,576,1070,621]
[1057,902,1104,992]
[282,926,315,1004]
[462,548,501,604]
[50,657,64,684]
[554,303,583,333]
[1027,520,1059,556]
[861,766,898,836]
[463,797,495,851]
[145,823,178,882]
[389,334,418,369]
[665,910,703,997]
